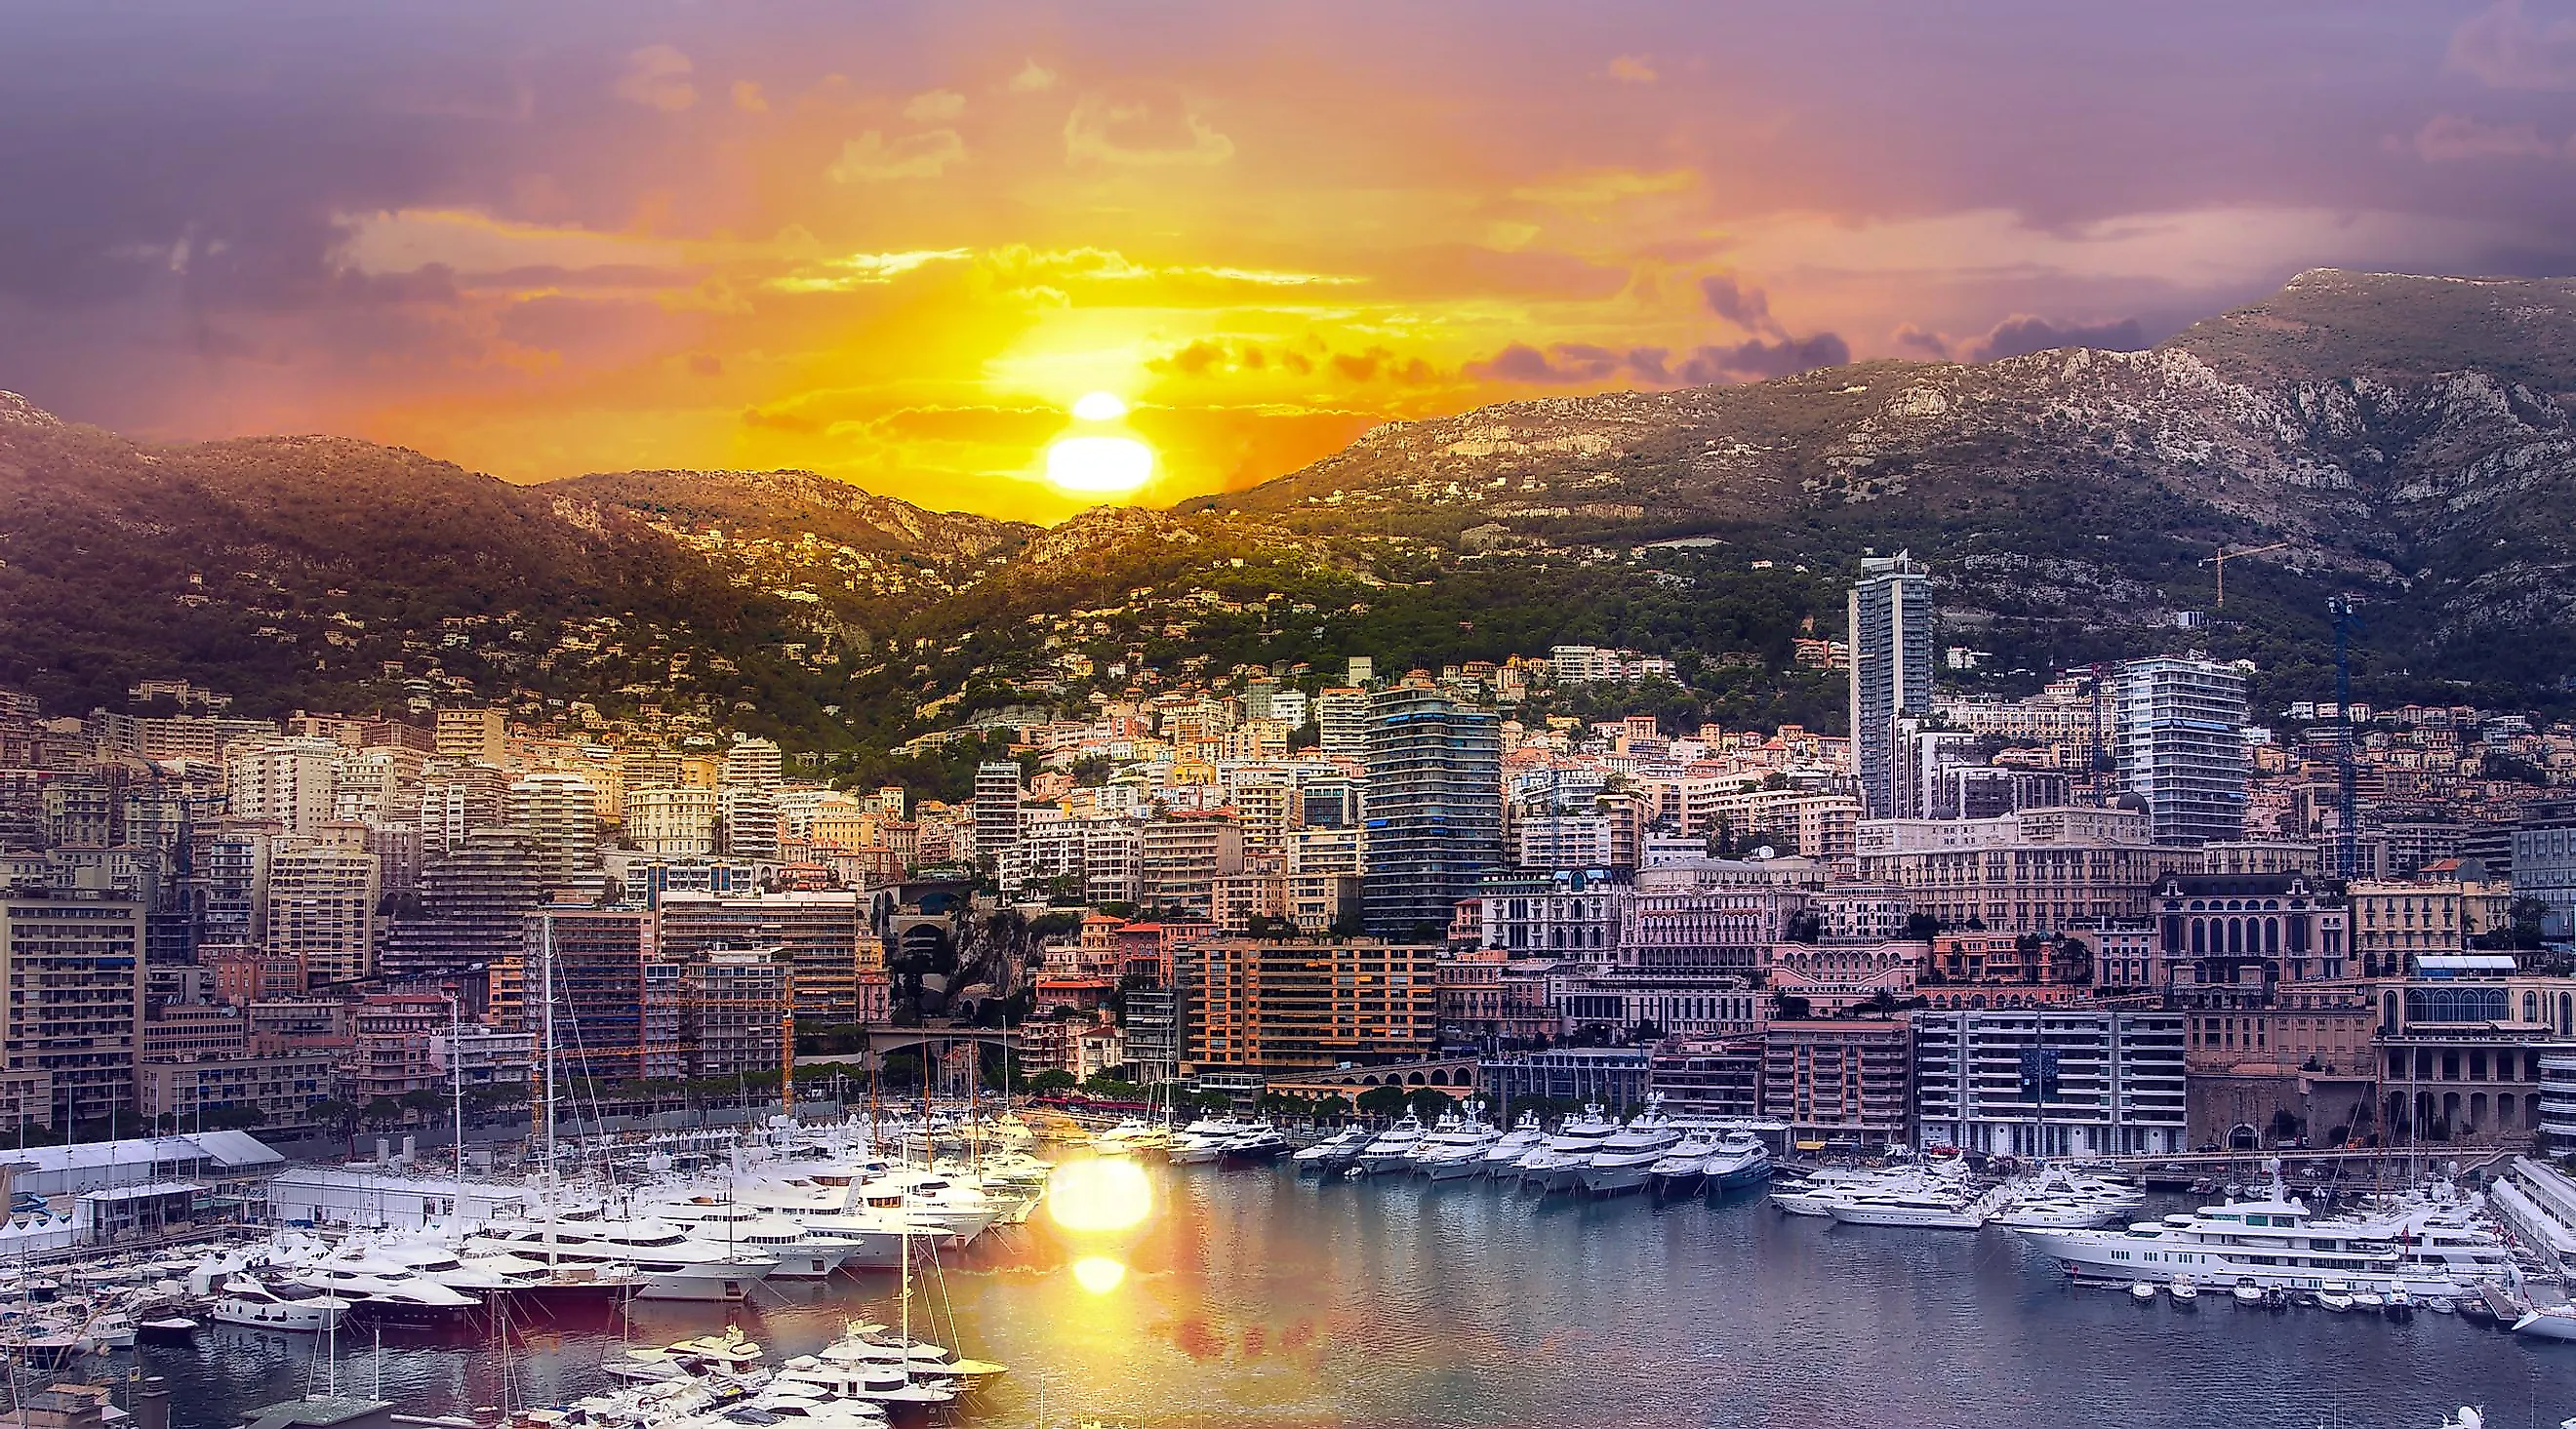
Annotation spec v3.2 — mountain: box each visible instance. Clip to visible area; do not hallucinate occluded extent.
[2,268,2572,757]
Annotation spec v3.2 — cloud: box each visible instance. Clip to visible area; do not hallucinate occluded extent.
[1964,314,2148,362]
[904,89,966,122]
[731,81,769,113]
[1466,341,1663,384]
[2449,0,2576,90]
[1890,323,1952,358]
[825,130,967,182]
[1149,338,1228,377]
[1605,55,1658,84]
[613,44,696,113]
[1700,274,1784,337]
[1064,98,1234,166]
[1676,333,1851,382]
[1007,60,1058,94]
[2395,112,2562,161]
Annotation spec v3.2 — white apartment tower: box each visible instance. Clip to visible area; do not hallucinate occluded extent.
[2118,655,2250,847]
[1847,553,1935,819]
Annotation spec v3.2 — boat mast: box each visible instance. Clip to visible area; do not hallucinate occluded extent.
[542,912,560,1274]
[451,985,466,1212]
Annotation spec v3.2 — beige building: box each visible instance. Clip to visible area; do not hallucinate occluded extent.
[1856,807,2169,933]
[0,894,145,1126]
[2350,879,2465,972]
[1139,812,1245,917]
[509,771,602,888]
[1183,936,1439,1073]
[266,843,381,987]
[435,707,507,764]
[627,784,719,856]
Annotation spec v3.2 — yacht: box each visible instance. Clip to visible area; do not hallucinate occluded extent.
[1167,1116,1247,1166]
[1476,1113,1547,1178]
[1515,1105,1620,1192]
[1826,1183,1992,1230]
[277,1255,483,1322]
[1645,1133,1718,1194]
[1986,1165,2143,1230]
[1700,1130,1774,1191]
[1090,1119,1170,1158]
[732,1177,947,1269]
[2513,1305,2576,1341]
[1578,1103,1683,1197]
[1292,1127,1370,1176]
[1354,1113,1429,1176]
[210,1276,351,1332]
[1410,1110,1500,1180]
[467,1210,779,1301]
[2013,1171,2500,1297]
[642,1198,854,1279]
[1769,1167,1892,1216]
[1220,1121,1290,1164]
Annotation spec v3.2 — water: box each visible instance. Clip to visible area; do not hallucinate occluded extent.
[140,1162,2576,1429]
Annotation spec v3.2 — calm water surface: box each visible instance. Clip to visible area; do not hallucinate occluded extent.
[141,1161,2576,1429]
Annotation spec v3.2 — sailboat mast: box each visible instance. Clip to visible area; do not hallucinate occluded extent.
[542,912,560,1272]
[451,988,466,1209]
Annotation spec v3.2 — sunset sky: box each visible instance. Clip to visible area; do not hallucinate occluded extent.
[10,2,2576,522]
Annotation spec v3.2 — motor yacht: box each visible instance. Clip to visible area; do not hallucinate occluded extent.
[2168,1276,2198,1307]
[730,1177,947,1269]
[1699,1130,1774,1191]
[1090,1119,1170,1158]
[2011,1169,2498,1298]
[642,1199,854,1279]
[210,1276,351,1332]
[2319,1282,2356,1312]
[1409,1110,1500,1181]
[467,1210,779,1301]
[1645,1133,1717,1194]
[1514,1105,1620,1192]
[277,1255,483,1323]
[1353,1113,1429,1176]
[2513,1305,2576,1341]
[1216,1121,1288,1164]
[1578,1102,1682,1197]
[1826,1183,1991,1230]
[1476,1113,1546,1178]
[1292,1127,1370,1176]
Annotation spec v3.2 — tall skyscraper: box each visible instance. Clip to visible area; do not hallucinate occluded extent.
[974,761,1023,862]
[2118,655,2250,847]
[1361,687,1503,935]
[1847,552,1935,818]
[1316,688,1371,761]
[509,771,602,889]
[265,843,380,988]
[0,893,144,1126]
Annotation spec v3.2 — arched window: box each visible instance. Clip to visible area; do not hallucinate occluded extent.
[2264,919,2280,955]
[2191,921,2206,955]
[2559,992,2571,1036]
[2526,992,2541,1024]
[2382,990,2398,1029]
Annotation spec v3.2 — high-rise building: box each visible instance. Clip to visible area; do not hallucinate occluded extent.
[223,737,342,836]
[265,844,380,988]
[2119,655,2249,847]
[1361,688,1504,935]
[420,762,506,856]
[1316,688,1371,761]
[434,707,507,765]
[510,772,602,889]
[1182,936,1439,1073]
[722,736,784,792]
[380,830,540,993]
[0,893,145,1126]
[684,947,788,1080]
[1847,553,1935,818]
[515,907,682,1085]
[973,762,1023,863]
[718,785,782,861]
[626,784,718,856]
[658,891,869,1021]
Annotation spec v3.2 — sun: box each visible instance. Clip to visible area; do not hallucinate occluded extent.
[1045,392,1153,496]
[1046,1157,1154,1232]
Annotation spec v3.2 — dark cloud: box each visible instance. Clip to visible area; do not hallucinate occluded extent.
[1328,345,1435,382]
[1699,274,1784,337]
[1466,341,1630,383]
[1890,323,1951,358]
[1149,339,1228,377]
[1676,333,1851,382]
[1965,314,2150,362]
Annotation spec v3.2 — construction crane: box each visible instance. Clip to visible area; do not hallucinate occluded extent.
[2328,595,2362,881]
[2199,541,2294,608]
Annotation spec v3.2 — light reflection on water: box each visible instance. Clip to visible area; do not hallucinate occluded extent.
[141,1161,2576,1429]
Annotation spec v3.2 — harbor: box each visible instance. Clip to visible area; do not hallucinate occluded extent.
[8,1105,2576,1429]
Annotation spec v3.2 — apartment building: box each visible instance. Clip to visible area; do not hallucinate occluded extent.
[1183,937,1439,1073]
[0,894,144,1126]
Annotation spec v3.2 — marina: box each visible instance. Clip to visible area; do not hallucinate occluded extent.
[18,1143,2572,1429]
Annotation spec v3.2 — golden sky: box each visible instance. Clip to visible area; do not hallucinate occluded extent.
[6,4,2576,523]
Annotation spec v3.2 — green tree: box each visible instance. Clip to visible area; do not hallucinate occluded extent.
[1027,1069,1078,1096]
[399,1088,450,1124]
[1355,1085,1411,1119]
[1406,1087,1453,1121]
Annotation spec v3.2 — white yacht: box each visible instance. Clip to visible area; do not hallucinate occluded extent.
[1700,1129,1774,1191]
[1515,1105,1620,1192]
[1090,1119,1170,1157]
[2013,1173,2502,1297]
[1410,1110,1500,1180]
[1646,1132,1718,1193]
[642,1198,854,1278]
[1220,1121,1289,1163]
[210,1276,351,1332]
[1826,1182,1992,1230]
[1578,1102,1683,1196]
[277,1254,484,1321]
[466,1210,779,1301]
[1476,1113,1547,1177]
[1354,1113,1429,1175]
[1292,1127,1370,1176]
